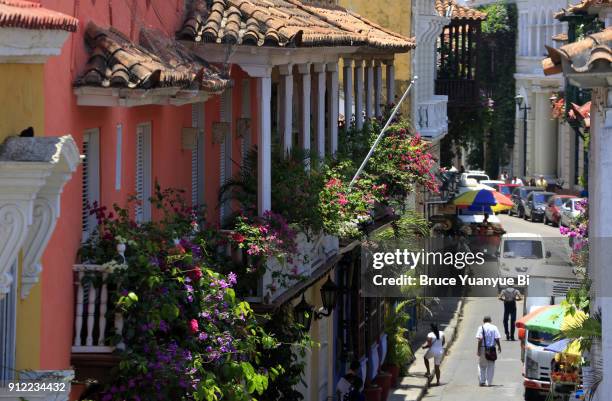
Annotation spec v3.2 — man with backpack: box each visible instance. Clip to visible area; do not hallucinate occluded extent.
[476,316,502,387]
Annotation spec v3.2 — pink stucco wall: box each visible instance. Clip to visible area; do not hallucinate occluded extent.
[39,0,259,369]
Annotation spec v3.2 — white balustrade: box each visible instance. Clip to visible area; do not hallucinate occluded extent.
[416,96,448,139]
[220,231,340,304]
[72,264,121,353]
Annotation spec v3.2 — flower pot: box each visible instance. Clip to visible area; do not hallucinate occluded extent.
[69,382,86,401]
[374,371,393,401]
[382,363,400,387]
[364,385,382,401]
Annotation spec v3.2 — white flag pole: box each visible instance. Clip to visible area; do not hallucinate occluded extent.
[349,76,418,188]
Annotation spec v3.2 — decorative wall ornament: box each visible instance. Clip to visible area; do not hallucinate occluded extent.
[0,135,81,300]
[212,122,230,144]
[236,118,251,139]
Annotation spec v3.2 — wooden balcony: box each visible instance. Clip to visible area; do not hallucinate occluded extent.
[220,231,340,305]
[71,264,122,388]
[435,79,480,107]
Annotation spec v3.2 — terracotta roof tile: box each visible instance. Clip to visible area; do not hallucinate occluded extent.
[76,22,229,92]
[177,0,415,51]
[552,33,568,42]
[298,1,414,50]
[568,0,612,14]
[0,0,77,31]
[569,101,591,128]
[543,28,612,75]
[435,0,487,21]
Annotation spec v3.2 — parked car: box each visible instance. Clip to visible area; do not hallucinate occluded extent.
[524,191,555,222]
[480,180,505,189]
[543,195,574,227]
[497,183,520,197]
[461,171,489,183]
[560,198,585,227]
[509,186,538,218]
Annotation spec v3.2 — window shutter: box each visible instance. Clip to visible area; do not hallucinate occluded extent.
[192,103,205,207]
[241,79,251,162]
[82,129,100,241]
[220,90,232,222]
[136,123,152,223]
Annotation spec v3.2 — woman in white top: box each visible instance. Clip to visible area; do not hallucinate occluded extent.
[423,323,445,386]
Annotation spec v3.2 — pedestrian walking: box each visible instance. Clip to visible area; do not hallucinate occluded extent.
[498,286,522,340]
[476,316,501,387]
[423,323,445,386]
[511,176,523,185]
[500,170,509,182]
[528,177,536,187]
[535,175,547,188]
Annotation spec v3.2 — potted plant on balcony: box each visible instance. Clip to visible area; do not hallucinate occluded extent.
[79,188,282,401]
[368,122,439,201]
[318,162,386,240]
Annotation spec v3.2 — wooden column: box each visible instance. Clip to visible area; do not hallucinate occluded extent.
[279,64,294,155]
[374,60,383,118]
[327,62,339,156]
[314,62,326,161]
[385,60,395,106]
[461,25,467,79]
[343,58,353,131]
[298,63,311,169]
[354,59,365,130]
[257,74,272,215]
[365,59,374,122]
[453,24,460,79]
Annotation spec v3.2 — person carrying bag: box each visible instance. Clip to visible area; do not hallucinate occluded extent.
[475,316,501,386]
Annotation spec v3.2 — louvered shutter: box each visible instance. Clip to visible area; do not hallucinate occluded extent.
[241,79,251,162]
[82,129,100,241]
[192,103,205,207]
[220,90,232,223]
[136,123,152,223]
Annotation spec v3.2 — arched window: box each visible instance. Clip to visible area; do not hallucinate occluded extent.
[530,11,538,56]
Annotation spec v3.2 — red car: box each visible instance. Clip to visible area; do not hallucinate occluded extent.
[543,195,574,226]
[496,183,519,197]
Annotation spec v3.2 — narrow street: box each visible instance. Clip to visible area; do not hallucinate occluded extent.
[423,215,565,401]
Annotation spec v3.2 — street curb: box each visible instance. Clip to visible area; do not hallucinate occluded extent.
[388,298,465,401]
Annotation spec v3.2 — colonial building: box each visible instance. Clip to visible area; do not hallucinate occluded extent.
[412,0,450,143]
[0,1,79,399]
[513,0,572,184]
[0,0,415,400]
[543,24,612,401]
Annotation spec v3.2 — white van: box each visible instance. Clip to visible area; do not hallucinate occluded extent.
[497,233,551,286]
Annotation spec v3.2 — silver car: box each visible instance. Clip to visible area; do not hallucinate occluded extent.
[560,198,585,227]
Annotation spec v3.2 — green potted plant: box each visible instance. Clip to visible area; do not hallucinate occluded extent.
[384,301,414,385]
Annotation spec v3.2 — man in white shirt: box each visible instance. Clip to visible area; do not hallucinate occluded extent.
[476,316,501,387]
[511,176,524,185]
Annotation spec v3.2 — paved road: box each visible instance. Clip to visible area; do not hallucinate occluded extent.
[421,213,567,401]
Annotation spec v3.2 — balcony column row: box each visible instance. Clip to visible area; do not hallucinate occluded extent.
[344,57,395,131]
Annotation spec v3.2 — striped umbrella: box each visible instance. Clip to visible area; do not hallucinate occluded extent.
[452,189,513,213]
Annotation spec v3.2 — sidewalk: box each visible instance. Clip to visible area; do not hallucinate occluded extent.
[388,297,464,401]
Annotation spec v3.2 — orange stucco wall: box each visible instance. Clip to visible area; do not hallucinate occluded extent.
[38,0,260,369]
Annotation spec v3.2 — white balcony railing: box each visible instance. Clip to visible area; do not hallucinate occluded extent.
[416,95,448,139]
[222,232,339,303]
[73,233,340,353]
[72,264,124,353]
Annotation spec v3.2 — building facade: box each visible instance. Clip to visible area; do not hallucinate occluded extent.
[0,0,415,400]
[513,0,573,185]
